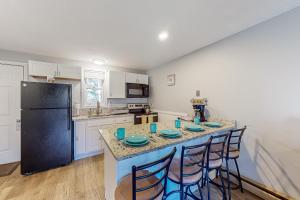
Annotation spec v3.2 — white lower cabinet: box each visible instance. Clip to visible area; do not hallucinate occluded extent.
[74,115,133,160]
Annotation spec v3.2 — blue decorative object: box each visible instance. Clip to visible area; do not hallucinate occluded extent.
[194,117,200,125]
[115,128,125,140]
[150,123,157,133]
[185,124,205,132]
[175,119,181,128]
[203,122,223,128]
[160,129,182,138]
[125,135,148,144]
[123,140,149,147]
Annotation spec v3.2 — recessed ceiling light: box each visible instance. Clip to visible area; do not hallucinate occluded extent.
[93,58,106,65]
[158,31,169,41]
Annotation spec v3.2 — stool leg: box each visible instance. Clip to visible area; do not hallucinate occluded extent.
[197,183,204,200]
[219,168,227,200]
[206,170,211,200]
[234,158,243,193]
[225,159,231,200]
[180,185,184,200]
[184,186,188,199]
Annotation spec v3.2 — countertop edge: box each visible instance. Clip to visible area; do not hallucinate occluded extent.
[100,125,235,161]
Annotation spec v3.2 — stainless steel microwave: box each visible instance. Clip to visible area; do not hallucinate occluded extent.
[126,83,149,98]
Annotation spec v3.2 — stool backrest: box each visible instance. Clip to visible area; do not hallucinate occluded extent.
[226,126,247,156]
[207,133,229,167]
[180,138,212,184]
[132,147,176,200]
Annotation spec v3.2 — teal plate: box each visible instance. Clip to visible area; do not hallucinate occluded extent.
[123,140,149,147]
[185,124,205,132]
[125,135,148,144]
[203,122,223,128]
[160,133,182,138]
[160,129,181,136]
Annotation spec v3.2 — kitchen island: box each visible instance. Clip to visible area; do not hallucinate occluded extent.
[99,120,235,200]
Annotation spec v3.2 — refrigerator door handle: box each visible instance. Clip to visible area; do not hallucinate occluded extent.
[68,109,71,130]
[67,86,71,130]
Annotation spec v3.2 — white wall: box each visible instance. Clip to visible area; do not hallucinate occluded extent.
[148,7,300,199]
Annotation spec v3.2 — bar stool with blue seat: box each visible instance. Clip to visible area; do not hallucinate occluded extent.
[166,139,211,200]
[223,126,247,200]
[205,133,229,200]
[114,147,176,200]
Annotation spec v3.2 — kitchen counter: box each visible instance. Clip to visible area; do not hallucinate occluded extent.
[100,119,235,200]
[72,113,134,121]
[100,119,235,161]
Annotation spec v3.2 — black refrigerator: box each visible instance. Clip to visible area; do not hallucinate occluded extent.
[21,81,73,175]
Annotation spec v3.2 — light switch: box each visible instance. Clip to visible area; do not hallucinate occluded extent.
[196,90,200,97]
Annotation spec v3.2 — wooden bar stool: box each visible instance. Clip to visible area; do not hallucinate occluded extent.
[115,147,176,200]
[205,133,229,200]
[223,126,247,200]
[166,139,211,200]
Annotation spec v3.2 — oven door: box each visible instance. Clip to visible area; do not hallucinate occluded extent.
[126,83,149,98]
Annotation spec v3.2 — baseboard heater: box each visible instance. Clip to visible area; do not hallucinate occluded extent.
[228,171,293,200]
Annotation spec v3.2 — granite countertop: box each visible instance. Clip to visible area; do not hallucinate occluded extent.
[72,113,134,121]
[99,119,236,161]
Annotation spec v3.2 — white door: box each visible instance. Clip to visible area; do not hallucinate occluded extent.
[0,64,23,164]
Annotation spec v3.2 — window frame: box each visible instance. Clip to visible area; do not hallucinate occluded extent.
[81,69,106,108]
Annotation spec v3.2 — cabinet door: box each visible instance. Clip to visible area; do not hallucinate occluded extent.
[57,64,81,80]
[75,121,86,155]
[85,126,101,153]
[109,71,125,98]
[28,60,58,77]
[138,74,148,85]
[125,72,138,83]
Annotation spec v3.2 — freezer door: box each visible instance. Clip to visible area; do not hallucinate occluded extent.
[21,81,71,109]
[21,109,72,174]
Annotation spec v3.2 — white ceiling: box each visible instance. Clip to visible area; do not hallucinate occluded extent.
[0,0,299,69]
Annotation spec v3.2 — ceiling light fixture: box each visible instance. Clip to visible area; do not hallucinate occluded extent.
[93,58,106,65]
[158,31,169,41]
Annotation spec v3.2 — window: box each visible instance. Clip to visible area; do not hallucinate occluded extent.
[83,70,105,107]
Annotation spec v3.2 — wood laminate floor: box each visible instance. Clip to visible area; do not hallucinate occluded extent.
[0,155,261,200]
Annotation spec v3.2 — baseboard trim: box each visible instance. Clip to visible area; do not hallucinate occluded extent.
[228,171,294,200]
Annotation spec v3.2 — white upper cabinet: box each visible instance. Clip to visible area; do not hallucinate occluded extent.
[28,60,81,80]
[28,60,58,77]
[125,72,138,84]
[57,64,81,80]
[125,72,148,85]
[138,74,148,85]
[108,70,126,98]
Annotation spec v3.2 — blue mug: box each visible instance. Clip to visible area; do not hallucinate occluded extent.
[115,128,125,140]
[175,119,181,129]
[194,117,200,125]
[150,123,157,133]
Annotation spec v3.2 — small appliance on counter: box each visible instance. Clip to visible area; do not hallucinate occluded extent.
[191,97,208,122]
[128,104,158,124]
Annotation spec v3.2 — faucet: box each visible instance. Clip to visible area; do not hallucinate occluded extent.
[96,101,101,115]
